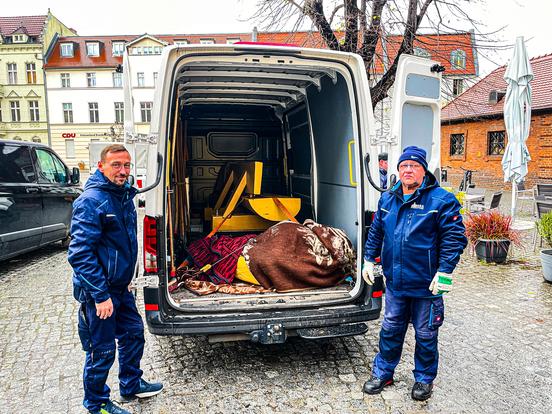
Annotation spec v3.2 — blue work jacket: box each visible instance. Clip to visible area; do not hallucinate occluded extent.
[68,170,138,303]
[364,173,467,297]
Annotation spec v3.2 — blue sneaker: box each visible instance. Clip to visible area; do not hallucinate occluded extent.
[89,400,131,414]
[121,378,163,400]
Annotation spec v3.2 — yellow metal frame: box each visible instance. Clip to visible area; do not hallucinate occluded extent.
[348,139,358,187]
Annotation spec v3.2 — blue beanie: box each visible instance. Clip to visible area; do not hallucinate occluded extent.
[397,146,428,171]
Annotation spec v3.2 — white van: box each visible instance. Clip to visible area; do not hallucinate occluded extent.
[134,43,443,343]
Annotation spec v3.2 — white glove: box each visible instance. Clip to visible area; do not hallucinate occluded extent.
[429,272,453,295]
[362,260,376,285]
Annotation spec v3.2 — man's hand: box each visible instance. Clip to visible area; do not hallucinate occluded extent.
[362,260,376,285]
[96,298,114,319]
[429,272,453,295]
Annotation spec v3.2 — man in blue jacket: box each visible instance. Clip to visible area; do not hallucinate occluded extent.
[68,144,162,414]
[362,146,467,401]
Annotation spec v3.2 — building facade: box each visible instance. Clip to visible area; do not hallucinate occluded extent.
[0,11,76,144]
[44,32,252,168]
[441,53,552,189]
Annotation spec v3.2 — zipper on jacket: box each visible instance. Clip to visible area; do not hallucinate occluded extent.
[114,250,118,278]
[404,212,414,242]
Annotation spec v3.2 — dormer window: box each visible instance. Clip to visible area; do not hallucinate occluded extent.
[226,38,241,44]
[200,39,215,45]
[13,34,27,43]
[174,39,189,46]
[60,43,74,57]
[112,42,125,56]
[86,42,100,57]
[450,49,467,70]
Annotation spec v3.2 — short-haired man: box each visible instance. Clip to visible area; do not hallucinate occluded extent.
[362,146,467,401]
[378,152,388,189]
[68,144,162,414]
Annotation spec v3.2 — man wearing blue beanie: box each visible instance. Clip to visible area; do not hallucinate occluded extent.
[361,145,467,401]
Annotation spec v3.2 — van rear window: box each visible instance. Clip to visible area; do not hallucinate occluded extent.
[208,132,258,156]
[0,144,36,183]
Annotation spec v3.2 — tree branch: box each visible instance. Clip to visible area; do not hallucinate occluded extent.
[343,0,360,53]
[304,0,342,50]
[359,0,387,75]
[328,3,345,26]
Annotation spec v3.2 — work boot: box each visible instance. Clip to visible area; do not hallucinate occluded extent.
[121,378,164,401]
[362,376,394,394]
[89,400,131,414]
[411,381,433,401]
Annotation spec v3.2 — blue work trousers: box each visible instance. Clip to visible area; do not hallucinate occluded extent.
[75,287,145,412]
[372,288,444,384]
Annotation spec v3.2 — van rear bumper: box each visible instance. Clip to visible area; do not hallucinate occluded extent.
[143,286,382,338]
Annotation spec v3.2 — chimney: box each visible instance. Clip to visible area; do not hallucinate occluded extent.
[252,26,258,42]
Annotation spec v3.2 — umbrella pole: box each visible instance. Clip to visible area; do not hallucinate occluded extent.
[511,181,516,218]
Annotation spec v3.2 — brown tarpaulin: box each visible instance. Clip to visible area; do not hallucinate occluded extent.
[243,219,356,291]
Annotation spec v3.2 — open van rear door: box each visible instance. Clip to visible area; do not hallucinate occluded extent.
[386,55,443,182]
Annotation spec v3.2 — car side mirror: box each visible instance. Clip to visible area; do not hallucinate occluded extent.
[127,175,135,186]
[71,167,80,184]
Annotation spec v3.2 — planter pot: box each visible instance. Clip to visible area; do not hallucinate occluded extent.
[540,249,552,283]
[474,239,510,264]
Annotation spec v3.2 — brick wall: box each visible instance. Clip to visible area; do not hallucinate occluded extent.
[441,111,552,190]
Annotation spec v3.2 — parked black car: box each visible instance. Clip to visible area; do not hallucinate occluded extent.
[0,140,81,261]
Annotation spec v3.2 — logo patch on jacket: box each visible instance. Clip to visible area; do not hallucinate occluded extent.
[411,203,424,210]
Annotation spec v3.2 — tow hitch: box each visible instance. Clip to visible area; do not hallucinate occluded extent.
[250,323,286,344]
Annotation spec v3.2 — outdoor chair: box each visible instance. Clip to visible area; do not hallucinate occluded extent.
[533,199,552,250]
[536,183,552,197]
[471,191,502,213]
[515,182,536,216]
[465,187,486,212]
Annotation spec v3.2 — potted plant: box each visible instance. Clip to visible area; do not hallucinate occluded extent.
[464,210,522,264]
[536,211,552,283]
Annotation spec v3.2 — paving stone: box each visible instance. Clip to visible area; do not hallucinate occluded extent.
[1,217,552,413]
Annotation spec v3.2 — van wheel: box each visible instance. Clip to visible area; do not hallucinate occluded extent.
[61,236,71,248]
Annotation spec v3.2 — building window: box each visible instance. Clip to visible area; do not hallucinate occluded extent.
[449,133,465,156]
[154,46,162,54]
[137,72,145,87]
[26,63,37,84]
[65,139,76,158]
[414,47,431,58]
[200,39,215,44]
[29,101,40,122]
[140,102,152,122]
[86,42,100,57]
[60,43,74,57]
[153,72,158,86]
[89,102,99,123]
[10,101,21,122]
[488,131,506,155]
[87,73,96,87]
[114,102,124,123]
[226,38,241,44]
[453,79,464,96]
[61,73,71,88]
[174,40,189,46]
[7,63,17,84]
[450,49,467,70]
[113,72,123,87]
[112,41,125,56]
[63,103,73,123]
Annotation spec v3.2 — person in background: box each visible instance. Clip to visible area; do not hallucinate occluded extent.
[362,146,467,401]
[68,144,163,414]
[379,152,388,189]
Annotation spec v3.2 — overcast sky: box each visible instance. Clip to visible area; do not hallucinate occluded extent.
[1,0,550,76]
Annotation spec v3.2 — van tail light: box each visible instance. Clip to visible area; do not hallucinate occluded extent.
[372,290,383,298]
[143,215,158,274]
[137,179,143,188]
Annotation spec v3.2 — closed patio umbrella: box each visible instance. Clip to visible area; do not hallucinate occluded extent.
[501,36,533,217]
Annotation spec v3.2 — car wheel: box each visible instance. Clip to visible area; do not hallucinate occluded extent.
[61,236,71,248]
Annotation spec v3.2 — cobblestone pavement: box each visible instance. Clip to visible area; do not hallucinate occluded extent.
[1,226,552,413]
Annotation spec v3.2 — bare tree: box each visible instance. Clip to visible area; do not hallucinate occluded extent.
[249,0,494,108]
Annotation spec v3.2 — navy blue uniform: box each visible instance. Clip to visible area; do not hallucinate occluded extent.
[364,172,467,383]
[68,170,142,412]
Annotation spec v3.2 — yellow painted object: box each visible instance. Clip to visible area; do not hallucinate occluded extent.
[235,255,260,285]
[243,197,301,221]
[211,214,273,232]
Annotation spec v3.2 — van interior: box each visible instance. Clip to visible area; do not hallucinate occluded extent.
[164,52,366,310]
